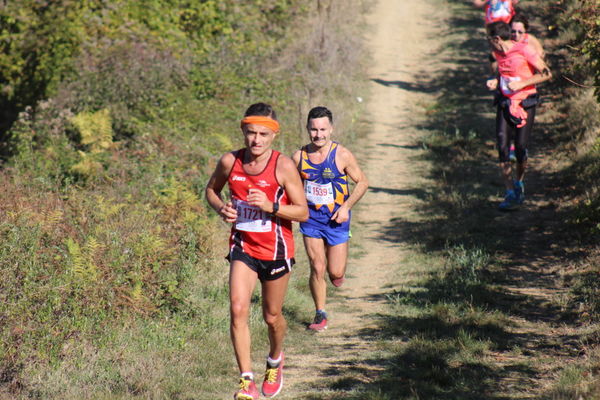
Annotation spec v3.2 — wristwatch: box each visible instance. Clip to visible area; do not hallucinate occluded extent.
[272,201,279,215]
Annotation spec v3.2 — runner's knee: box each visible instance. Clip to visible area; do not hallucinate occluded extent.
[514,147,528,163]
[263,309,284,327]
[328,271,344,281]
[230,301,250,323]
[309,258,327,274]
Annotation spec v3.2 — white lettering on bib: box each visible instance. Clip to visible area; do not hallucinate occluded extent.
[305,180,334,205]
[235,200,272,232]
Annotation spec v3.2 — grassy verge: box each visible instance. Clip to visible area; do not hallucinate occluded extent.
[0,1,369,398]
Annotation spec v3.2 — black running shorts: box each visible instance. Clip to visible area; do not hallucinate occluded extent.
[227,248,294,281]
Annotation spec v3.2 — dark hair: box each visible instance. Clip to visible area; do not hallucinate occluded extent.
[486,21,511,41]
[306,106,333,128]
[510,13,529,31]
[244,102,277,120]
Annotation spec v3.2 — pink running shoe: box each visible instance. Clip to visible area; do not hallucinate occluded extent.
[307,311,328,331]
[262,353,284,397]
[234,377,259,400]
[331,276,345,287]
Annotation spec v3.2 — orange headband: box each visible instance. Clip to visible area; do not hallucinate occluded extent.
[240,116,280,134]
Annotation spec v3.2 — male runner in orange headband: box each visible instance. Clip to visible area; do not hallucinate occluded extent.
[206,102,308,399]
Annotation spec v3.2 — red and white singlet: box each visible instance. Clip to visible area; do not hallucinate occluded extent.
[227,149,294,261]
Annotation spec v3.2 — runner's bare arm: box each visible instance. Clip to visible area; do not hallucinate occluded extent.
[528,35,546,59]
[331,147,368,223]
[291,150,302,171]
[507,57,552,91]
[472,0,486,7]
[205,152,238,223]
[489,52,498,76]
[486,76,498,91]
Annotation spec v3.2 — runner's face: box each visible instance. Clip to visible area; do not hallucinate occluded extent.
[487,35,502,51]
[307,117,333,148]
[511,22,526,42]
[243,123,276,157]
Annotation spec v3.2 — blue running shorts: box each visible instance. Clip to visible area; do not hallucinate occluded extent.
[300,222,350,246]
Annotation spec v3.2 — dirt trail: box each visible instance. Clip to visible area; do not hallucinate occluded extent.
[281,0,441,398]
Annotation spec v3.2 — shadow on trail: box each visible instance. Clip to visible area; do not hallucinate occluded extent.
[377,143,423,150]
[307,1,593,399]
[369,186,429,199]
[371,78,440,94]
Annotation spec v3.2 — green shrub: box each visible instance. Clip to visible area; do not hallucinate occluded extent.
[572,263,600,321]
[428,244,491,302]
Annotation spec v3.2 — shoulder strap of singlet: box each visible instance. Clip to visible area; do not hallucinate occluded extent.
[226,149,244,180]
[300,145,308,160]
[268,150,281,184]
[298,145,308,170]
[327,142,338,163]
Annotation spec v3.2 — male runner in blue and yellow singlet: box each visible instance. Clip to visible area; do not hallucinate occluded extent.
[292,106,368,331]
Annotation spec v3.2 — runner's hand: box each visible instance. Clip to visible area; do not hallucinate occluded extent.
[247,188,270,212]
[486,78,498,91]
[219,201,237,223]
[331,205,349,224]
[507,81,523,91]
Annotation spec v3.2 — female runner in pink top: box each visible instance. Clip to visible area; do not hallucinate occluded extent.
[484,21,552,210]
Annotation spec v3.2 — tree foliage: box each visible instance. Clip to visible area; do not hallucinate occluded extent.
[575,0,600,99]
[0,0,88,140]
[558,0,600,100]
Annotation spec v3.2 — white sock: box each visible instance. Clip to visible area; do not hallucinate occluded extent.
[267,353,282,367]
[241,372,254,381]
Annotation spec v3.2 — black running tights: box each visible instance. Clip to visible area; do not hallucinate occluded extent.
[496,105,536,163]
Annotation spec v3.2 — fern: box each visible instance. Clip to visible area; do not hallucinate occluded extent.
[65,236,100,284]
[133,231,167,259]
[93,195,126,221]
[131,281,143,301]
[154,176,202,211]
[42,210,63,230]
[70,151,103,177]
[71,109,113,153]
[70,109,114,179]
[66,237,86,277]
[85,236,103,256]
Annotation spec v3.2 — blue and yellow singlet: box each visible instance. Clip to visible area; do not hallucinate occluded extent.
[299,142,350,229]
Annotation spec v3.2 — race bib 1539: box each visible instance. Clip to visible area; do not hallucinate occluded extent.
[305,180,334,205]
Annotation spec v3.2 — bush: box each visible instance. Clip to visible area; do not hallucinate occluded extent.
[427,244,491,303]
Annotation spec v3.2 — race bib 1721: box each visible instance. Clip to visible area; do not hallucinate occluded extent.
[235,200,272,232]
